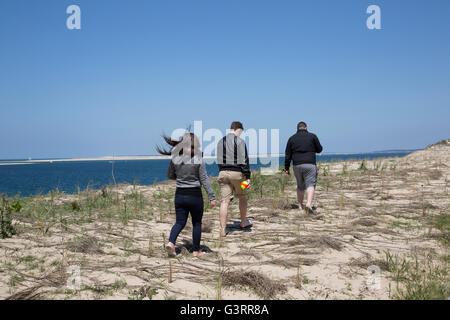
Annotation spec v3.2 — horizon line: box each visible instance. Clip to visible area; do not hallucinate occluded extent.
[0,148,420,163]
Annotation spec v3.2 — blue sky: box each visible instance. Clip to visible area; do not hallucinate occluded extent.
[0,0,449,159]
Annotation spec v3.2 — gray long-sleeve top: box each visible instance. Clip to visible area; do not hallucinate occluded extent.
[167,155,216,201]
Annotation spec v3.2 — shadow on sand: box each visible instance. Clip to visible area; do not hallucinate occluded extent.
[174,239,214,255]
[225,220,253,235]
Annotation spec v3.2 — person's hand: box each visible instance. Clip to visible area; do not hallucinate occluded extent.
[210,200,217,208]
[246,179,251,189]
[284,169,290,175]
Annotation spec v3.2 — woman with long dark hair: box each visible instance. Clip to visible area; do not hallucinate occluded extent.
[157,133,216,257]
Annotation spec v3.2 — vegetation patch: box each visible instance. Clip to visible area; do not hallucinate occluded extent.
[352,218,377,227]
[222,269,287,299]
[1,194,17,239]
[288,235,343,251]
[66,235,103,254]
[385,251,449,300]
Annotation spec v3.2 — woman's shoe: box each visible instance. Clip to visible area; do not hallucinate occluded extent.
[193,251,206,257]
[166,242,176,257]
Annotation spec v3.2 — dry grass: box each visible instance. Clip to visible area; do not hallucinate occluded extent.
[288,235,344,251]
[6,285,44,300]
[66,236,103,254]
[270,257,317,267]
[5,264,68,300]
[222,269,287,299]
[1,140,448,300]
[348,256,389,271]
[426,139,448,149]
[352,218,377,227]
[428,170,443,180]
[250,198,297,211]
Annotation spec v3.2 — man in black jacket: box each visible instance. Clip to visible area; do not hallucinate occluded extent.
[217,121,251,237]
[284,122,323,214]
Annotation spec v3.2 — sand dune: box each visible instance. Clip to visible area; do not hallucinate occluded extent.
[0,139,448,300]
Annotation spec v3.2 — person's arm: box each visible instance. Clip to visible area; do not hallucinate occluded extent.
[167,161,176,180]
[199,161,216,201]
[240,144,251,180]
[216,138,224,169]
[314,135,323,153]
[284,137,292,172]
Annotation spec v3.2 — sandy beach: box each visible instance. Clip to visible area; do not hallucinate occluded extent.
[0,139,448,300]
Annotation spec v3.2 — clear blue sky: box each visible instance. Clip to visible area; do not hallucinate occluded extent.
[1,0,449,159]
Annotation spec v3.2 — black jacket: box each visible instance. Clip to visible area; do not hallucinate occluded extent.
[284,129,323,170]
[217,133,251,180]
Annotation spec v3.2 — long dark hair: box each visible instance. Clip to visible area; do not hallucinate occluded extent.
[156,132,201,158]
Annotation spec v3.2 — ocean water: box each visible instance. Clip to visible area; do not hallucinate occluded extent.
[0,152,412,197]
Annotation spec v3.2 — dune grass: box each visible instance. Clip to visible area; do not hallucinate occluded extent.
[1,144,449,300]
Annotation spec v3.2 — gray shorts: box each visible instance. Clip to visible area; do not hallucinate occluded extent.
[293,164,318,190]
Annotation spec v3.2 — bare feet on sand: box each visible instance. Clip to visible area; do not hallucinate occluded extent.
[240,219,252,229]
[305,206,316,214]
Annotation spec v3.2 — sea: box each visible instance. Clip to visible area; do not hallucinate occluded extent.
[0,151,414,197]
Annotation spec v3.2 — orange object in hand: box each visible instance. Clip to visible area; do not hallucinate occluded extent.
[240,180,250,190]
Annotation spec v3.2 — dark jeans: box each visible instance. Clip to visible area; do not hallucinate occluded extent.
[169,193,204,252]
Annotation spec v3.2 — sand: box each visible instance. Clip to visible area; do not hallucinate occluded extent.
[0,139,448,300]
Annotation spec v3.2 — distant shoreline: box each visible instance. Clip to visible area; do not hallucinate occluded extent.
[0,155,171,165]
[0,150,418,166]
